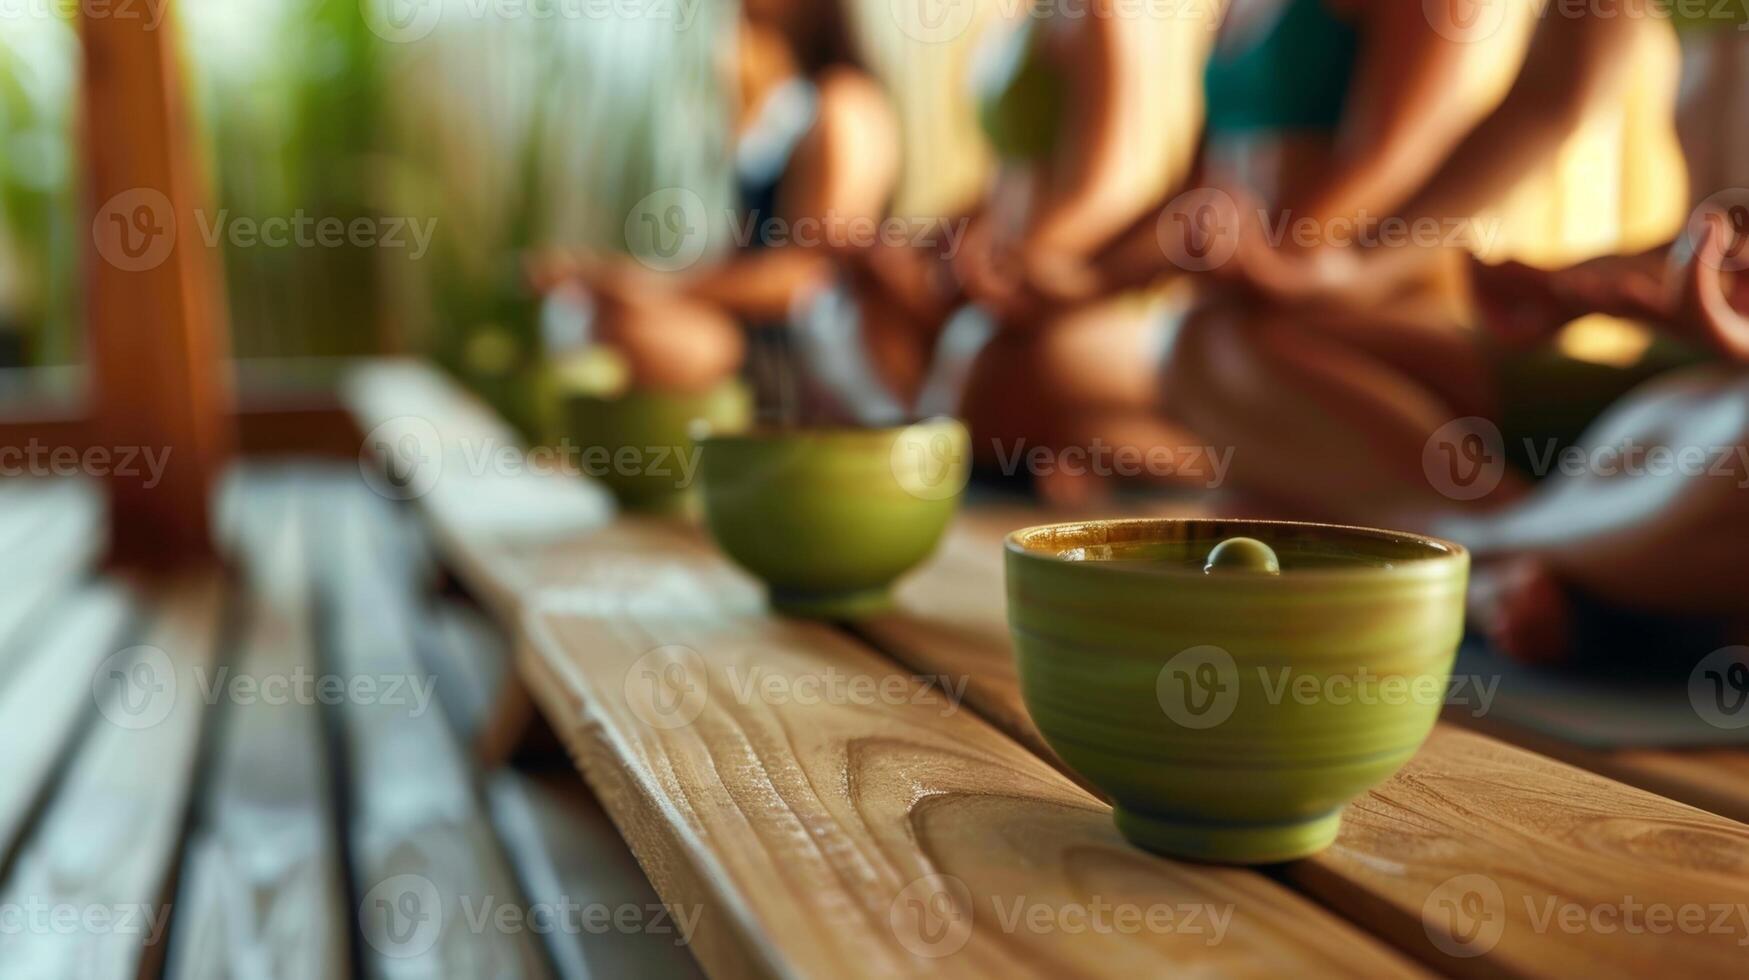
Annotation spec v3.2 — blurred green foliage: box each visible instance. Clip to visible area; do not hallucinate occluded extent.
[0,0,735,437]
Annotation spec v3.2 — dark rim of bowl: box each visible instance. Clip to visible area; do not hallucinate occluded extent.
[1005,518,1469,580]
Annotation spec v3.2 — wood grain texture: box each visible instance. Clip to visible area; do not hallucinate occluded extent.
[862,517,1749,978]
[519,550,1423,980]
[0,574,226,977]
[1296,726,1749,978]
[317,480,552,979]
[164,476,347,979]
[1453,711,1749,826]
[1601,747,1749,824]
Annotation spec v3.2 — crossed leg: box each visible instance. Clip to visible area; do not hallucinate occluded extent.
[1161,292,1513,531]
[1162,293,1749,660]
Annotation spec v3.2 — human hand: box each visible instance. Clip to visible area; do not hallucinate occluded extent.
[1674,217,1749,361]
[1469,248,1669,350]
[953,217,1028,316]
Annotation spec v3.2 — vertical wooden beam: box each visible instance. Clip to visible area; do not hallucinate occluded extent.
[80,0,233,567]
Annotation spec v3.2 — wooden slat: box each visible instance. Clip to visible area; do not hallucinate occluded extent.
[518,547,1423,979]
[486,771,707,980]
[1449,710,1749,825]
[343,360,662,766]
[1294,727,1749,978]
[0,574,226,977]
[419,602,509,746]
[341,360,613,623]
[860,519,1749,978]
[0,479,105,676]
[1599,747,1749,822]
[315,480,551,978]
[0,586,131,861]
[163,475,347,979]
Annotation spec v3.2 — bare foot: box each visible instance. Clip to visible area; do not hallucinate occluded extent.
[1467,558,1575,666]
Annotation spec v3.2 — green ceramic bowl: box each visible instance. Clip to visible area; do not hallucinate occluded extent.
[561,381,752,513]
[698,420,970,618]
[1006,519,1469,864]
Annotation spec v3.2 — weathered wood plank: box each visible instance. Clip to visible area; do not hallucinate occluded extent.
[0,586,131,862]
[315,480,551,978]
[163,474,348,979]
[341,360,613,623]
[519,554,1424,980]
[486,771,707,980]
[0,574,227,977]
[419,602,509,747]
[0,479,105,677]
[861,518,1749,978]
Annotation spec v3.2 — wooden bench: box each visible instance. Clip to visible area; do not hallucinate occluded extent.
[0,463,727,978]
[348,360,1749,978]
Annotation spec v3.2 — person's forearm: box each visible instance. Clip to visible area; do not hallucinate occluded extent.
[1021,5,1147,260]
[1282,0,1536,231]
[678,248,833,321]
[1088,214,1190,295]
[1372,7,1646,238]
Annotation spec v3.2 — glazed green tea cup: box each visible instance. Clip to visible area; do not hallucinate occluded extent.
[697,420,970,618]
[560,380,751,513]
[1005,519,1469,864]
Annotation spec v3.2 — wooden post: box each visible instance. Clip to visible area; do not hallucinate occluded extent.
[79,0,233,568]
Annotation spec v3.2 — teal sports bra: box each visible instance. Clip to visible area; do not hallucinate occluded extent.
[976,0,1359,160]
[1203,0,1358,135]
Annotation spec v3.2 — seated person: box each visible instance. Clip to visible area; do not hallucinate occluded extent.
[534,0,963,422]
[1130,2,1744,662]
[951,0,1213,503]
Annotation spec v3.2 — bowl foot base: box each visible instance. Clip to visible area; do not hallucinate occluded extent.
[1113,807,1343,864]
[768,587,893,620]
